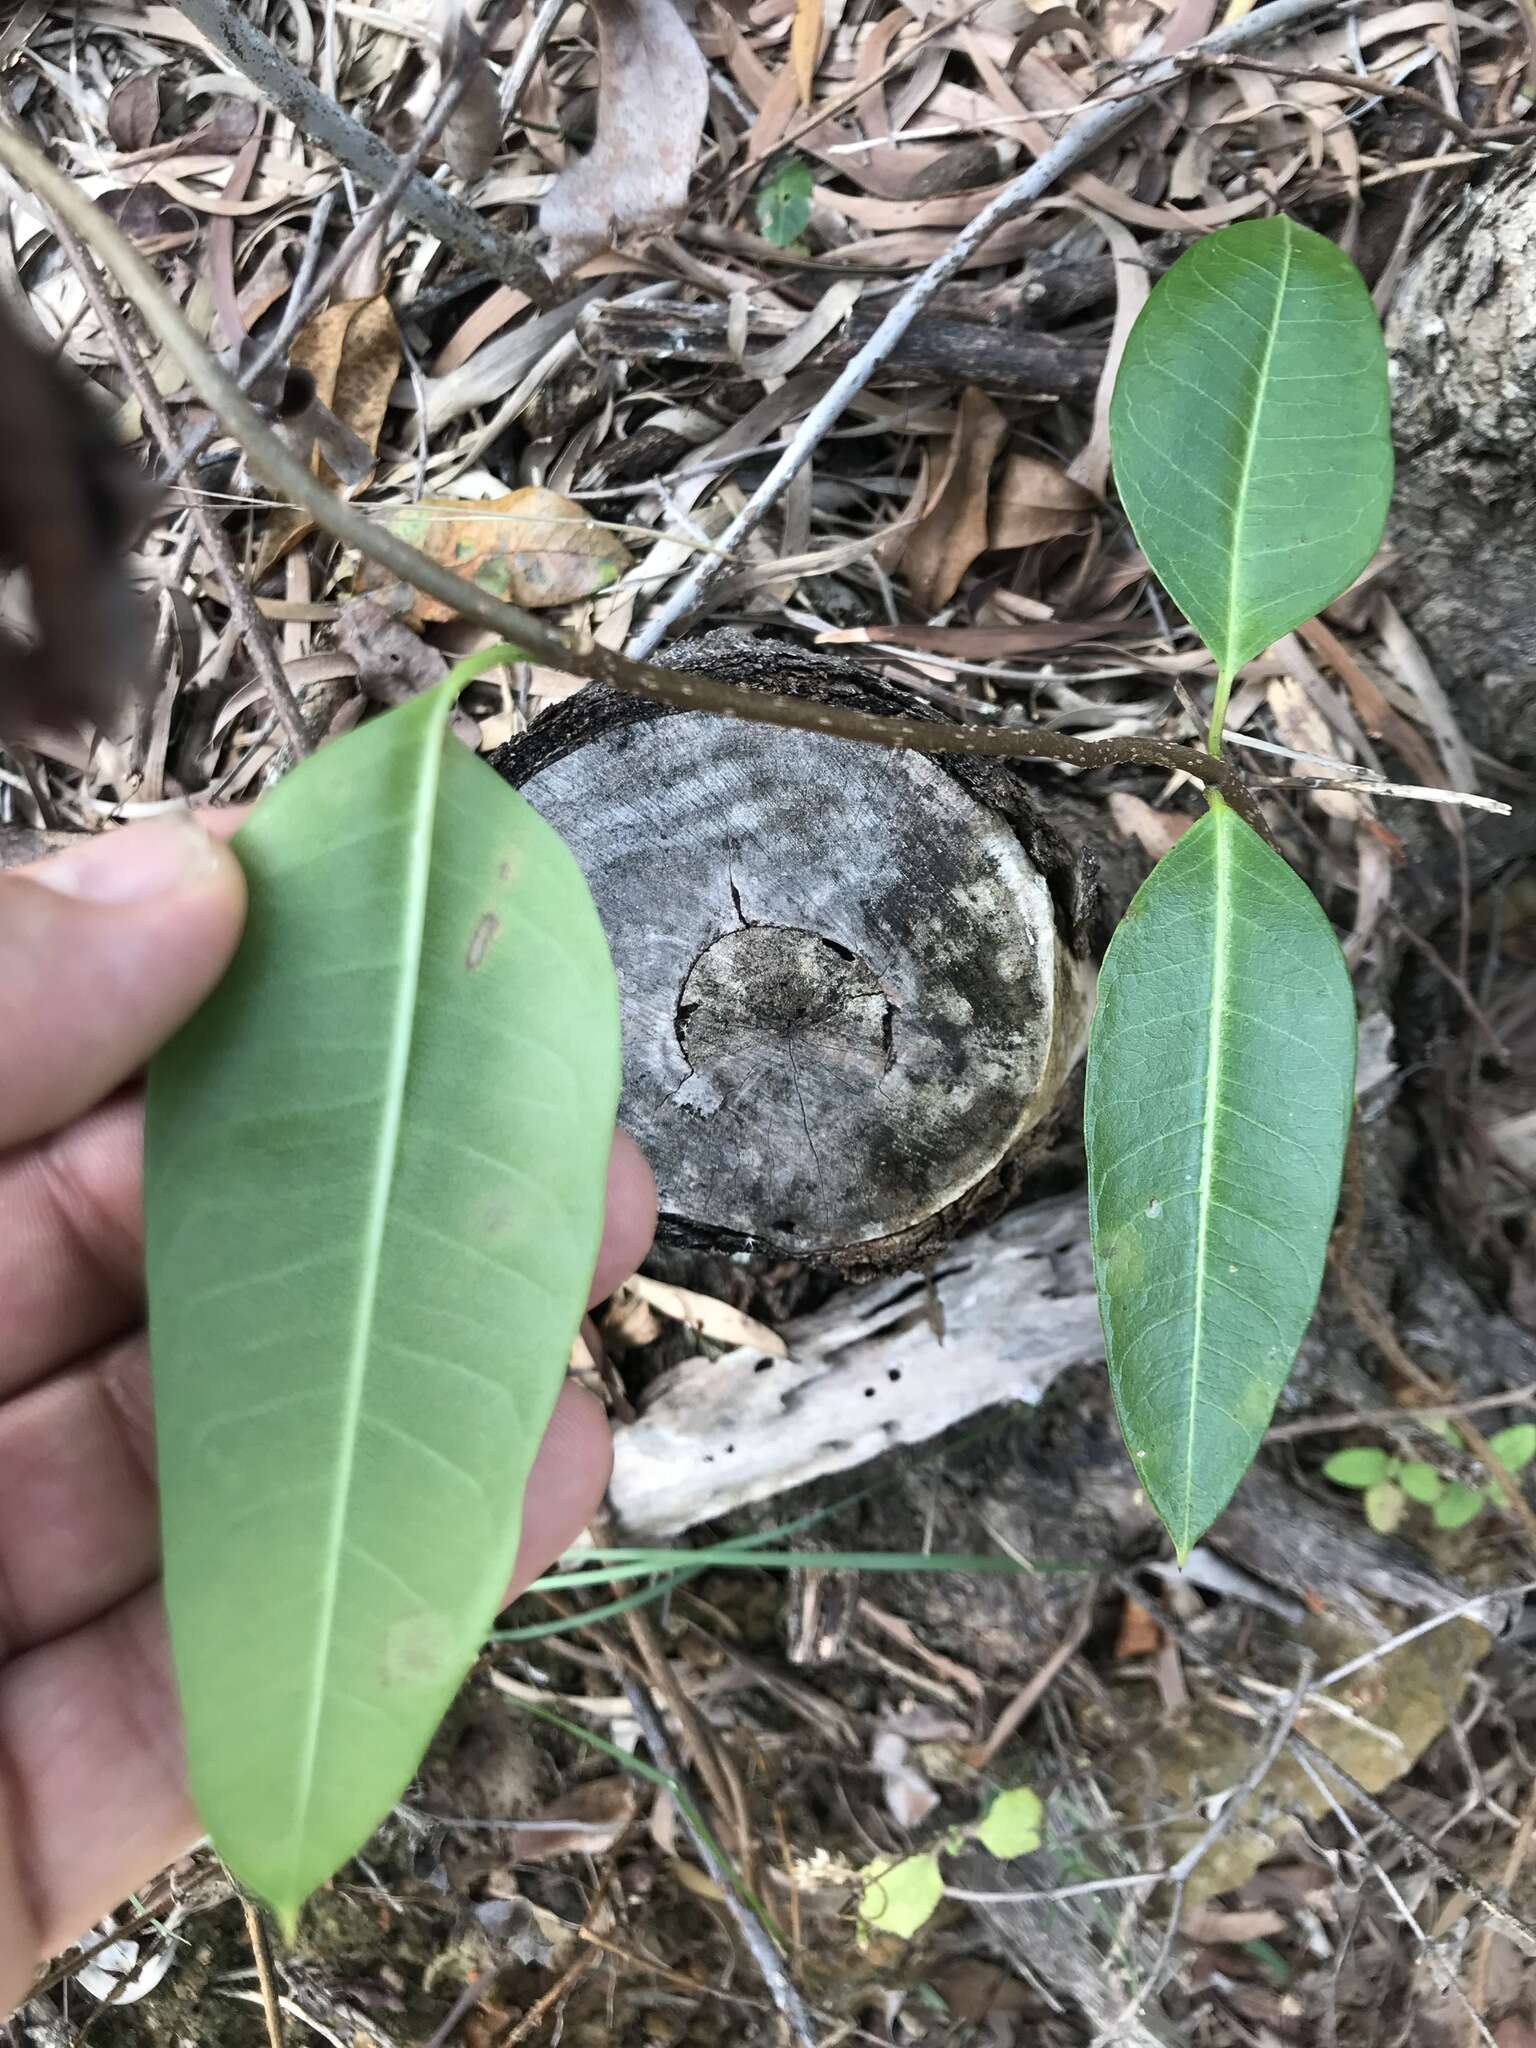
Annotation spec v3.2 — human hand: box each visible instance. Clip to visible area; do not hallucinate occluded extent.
[0,814,654,2016]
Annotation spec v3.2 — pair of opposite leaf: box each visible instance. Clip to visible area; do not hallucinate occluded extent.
[144,214,1391,1924]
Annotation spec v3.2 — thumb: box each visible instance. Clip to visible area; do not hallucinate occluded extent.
[0,815,247,1150]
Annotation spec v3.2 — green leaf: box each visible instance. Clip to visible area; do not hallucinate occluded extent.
[1322,1446,1390,1489]
[858,1852,945,1940]
[1362,1480,1405,1535]
[755,156,813,247]
[1396,1461,1444,1505]
[1486,1424,1536,1474]
[1084,798,1356,1559]
[1109,215,1391,682]
[1433,1482,1487,1531]
[144,678,620,1931]
[972,1787,1043,1859]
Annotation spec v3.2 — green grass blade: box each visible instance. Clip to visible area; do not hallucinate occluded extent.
[145,680,619,1928]
[1084,800,1356,1556]
[1109,214,1391,680]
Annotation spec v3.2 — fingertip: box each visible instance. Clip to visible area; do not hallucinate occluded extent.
[505,1382,613,1602]
[589,1129,657,1306]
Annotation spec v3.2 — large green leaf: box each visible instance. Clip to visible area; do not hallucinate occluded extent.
[145,679,619,1929]
[1109,214,1391,682]
[1084,799,1355,1557]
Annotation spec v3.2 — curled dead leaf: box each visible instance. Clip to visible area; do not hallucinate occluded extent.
[540,0,709,276]
[901,387,1008,613]
[361,487,631,624]
[989,454,1096,550]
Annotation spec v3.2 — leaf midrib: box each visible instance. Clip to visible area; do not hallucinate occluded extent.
[1220,218,1293,674]
[280,690,448,1900]
[1179,806,1232,1560]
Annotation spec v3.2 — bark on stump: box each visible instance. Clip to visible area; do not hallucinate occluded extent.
[495,630,1095,1269]
[1388,152,1536,762]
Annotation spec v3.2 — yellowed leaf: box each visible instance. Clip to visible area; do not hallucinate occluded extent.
[989,454,1096,551]
[361,488,632,625]
[790,0,823,107]
[901,388,1008,613]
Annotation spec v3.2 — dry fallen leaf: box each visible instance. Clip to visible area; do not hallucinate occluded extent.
[620,1273,787,1356]
[901,386,1008,613]
[362,487,632,625]
[440,6,502,180]
[540,0,709,276]
[790,0,823,107]
[256,294,401,573]
[1266,675,1365,821]
[1108,792,1195,862]
[505,1776,639,1863]
[108,72,161,153]
[332,598,450,704]
[1114,1595,1163,1659]
[989,453,1096,550]
[1180,1905,1287,1944]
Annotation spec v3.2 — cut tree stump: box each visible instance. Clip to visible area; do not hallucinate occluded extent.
[496,630,1095,1269]
[1388,152,1536,763]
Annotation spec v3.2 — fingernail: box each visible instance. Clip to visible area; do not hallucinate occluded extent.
[28,815,227,906]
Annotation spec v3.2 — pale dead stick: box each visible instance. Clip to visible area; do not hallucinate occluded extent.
[0,117,1284,836]
[625,0,1355,660]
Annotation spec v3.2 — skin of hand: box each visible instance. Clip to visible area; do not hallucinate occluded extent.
[0,812,655,2017]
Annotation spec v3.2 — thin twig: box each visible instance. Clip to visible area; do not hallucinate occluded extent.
[43,201,312,755]
[0,117,1287,837]
[171,0,549,300]
[1266,1384,1536,1442]
[620,1675,820,2048]
[624,0,1347,657]
[241,1896,286,2048]
[1291,1733,1536,1958]
[970,1583,1096,1769]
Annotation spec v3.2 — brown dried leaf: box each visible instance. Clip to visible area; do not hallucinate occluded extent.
[989,454,1096,550]
[540,0,709,276]
[255,294,401,573]
[296,294,401,482]
[928,1961,1032,2022]
[1266,676,1366,822]
[1108,793,1195,862]
[108,72,161,153]
[621,1274,787,1356]
[362,488,631,625]
[901,387,1008,612]
[1114,1595,1163,1659]
[506,1776,639,1863]
[1180,1905,1286,1943]
[1494,2021,1536,2048]
[440,7,502,180]
[790,0,823,107]
[332,598,449,705]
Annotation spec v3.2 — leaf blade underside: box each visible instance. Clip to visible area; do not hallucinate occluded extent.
[1084,801,1356,1556]
[145,684,620,1926]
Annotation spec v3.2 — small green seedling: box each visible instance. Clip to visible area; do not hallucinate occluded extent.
[1324,1425,1536,1534]
[755,156,814,247]
[859,1786,1044,1942]
[1093,216,1392,1560]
